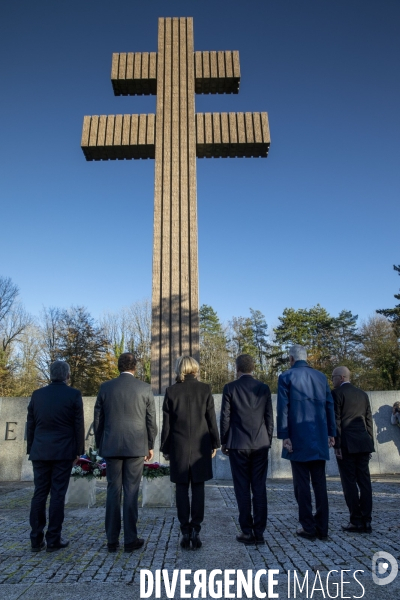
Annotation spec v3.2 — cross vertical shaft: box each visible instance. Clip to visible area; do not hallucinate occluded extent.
[81,16,271,396]
[151,17,199,394]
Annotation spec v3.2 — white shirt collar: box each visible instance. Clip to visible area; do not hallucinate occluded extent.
[121,371,135,377]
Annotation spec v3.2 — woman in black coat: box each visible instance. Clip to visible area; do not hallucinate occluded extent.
[160,356,220,549]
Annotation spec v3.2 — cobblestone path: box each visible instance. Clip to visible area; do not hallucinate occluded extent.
[0,477,399,599]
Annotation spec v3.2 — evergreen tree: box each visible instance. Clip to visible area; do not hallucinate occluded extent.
[249,308,270,373]
[199,304,230,392]
[376,264,400,334]
[273,305,335,374]
[331,310,361,366]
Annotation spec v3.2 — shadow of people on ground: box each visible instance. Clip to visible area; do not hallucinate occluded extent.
[373,404,400,457]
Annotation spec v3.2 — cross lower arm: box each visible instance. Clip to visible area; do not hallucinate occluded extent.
[81,111,270,161]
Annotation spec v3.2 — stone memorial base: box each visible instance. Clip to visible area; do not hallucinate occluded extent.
[1,391,399,481]
[142,477,173,507]
[65,477,96,508]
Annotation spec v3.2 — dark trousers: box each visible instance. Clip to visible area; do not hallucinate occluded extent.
[30,459,73,546]
[105,456,143,545]
[229,448,269,537]
[337,450,372,525]
[176,477,205,534]
[291,460,329,536]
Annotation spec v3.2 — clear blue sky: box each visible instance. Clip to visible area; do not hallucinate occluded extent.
[1,0,399,330]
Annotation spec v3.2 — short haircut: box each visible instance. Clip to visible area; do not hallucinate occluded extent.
[236,354,255,374]
[175,356,199,381]
[50,360,70,382]
[118,352,137,373]
[333,366,351,380]
[289,344,307,362]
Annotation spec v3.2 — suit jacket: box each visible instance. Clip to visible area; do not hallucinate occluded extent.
[220,375,273,450]
[27,381,85,461]
[277,361,336,462]
[160,375,220,484]
[332,383,375,453]
[94,373,157,458]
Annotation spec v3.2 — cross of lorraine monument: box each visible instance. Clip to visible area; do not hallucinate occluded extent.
[81,17,270,395]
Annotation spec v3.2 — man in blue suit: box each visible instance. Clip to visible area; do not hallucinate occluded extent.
[277,345,336,541]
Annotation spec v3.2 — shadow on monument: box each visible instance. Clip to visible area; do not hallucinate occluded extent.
[151,293,199,395]
[373,405,400,457]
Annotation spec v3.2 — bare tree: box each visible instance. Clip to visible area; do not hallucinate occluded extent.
[100,299,151,383]
[359,315,400,390]
[0,276,32,395]
[1,303,32,352]
[0,276,19,323]
[36,307,63,382]
[11,324,43,395]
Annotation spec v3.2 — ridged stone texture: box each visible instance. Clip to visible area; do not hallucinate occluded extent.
[81,17,271,394]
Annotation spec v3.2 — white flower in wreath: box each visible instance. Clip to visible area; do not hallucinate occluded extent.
[74,466,83,475]
[93,468,101,477]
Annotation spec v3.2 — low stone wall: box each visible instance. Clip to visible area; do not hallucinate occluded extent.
[1,392,399,481]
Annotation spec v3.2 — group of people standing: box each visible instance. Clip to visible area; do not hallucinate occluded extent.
[26,346,376,553]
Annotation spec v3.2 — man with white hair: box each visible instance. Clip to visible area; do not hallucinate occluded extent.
[277,345,336,541]
[332,366,374,533]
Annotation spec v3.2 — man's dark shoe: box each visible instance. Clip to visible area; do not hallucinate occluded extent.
[236,532,256,545]
[341,522,364,533]
[46,538,69,553]
[296,528,316,541]
[253,531,265,544]
[316,532,329,541]
[124,538,144,552]
[31,541,46,552]
[364,522,372,534]
[180,533,191,549]
[190,530,202,550]
[107,541,120,553]
[255,537,265,544]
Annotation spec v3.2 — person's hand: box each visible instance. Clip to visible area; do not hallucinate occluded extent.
[221,445,229,456]
[211,449,217,458]
[283,438,293,453]
[73,455,80,466]
[145,449,154,462]
[328,436,335,448]
[163,454,170,461]
[335,448,342,459]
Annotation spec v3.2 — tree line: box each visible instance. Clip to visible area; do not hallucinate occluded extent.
[1,266,400,396]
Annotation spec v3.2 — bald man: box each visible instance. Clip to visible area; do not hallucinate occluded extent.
[332,367,374,533]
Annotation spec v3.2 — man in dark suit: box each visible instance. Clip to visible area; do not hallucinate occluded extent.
[27,360,84,552]
[277,345,336,541]
[220,354,273,545]
[332,366,375,533]
[94,352,157,552]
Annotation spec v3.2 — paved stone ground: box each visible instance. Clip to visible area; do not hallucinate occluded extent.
[0,477,399,599]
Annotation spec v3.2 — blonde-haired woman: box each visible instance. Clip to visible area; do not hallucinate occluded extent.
[161,356,220,549]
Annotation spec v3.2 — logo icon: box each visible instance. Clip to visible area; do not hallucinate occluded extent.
[372,551,398,586]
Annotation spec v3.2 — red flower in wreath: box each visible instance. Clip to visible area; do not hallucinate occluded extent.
[76,457,92,471]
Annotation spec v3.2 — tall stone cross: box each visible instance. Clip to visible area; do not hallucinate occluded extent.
[81,17,270,394]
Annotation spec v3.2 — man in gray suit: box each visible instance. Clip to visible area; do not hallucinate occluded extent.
[94,352,157,552]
